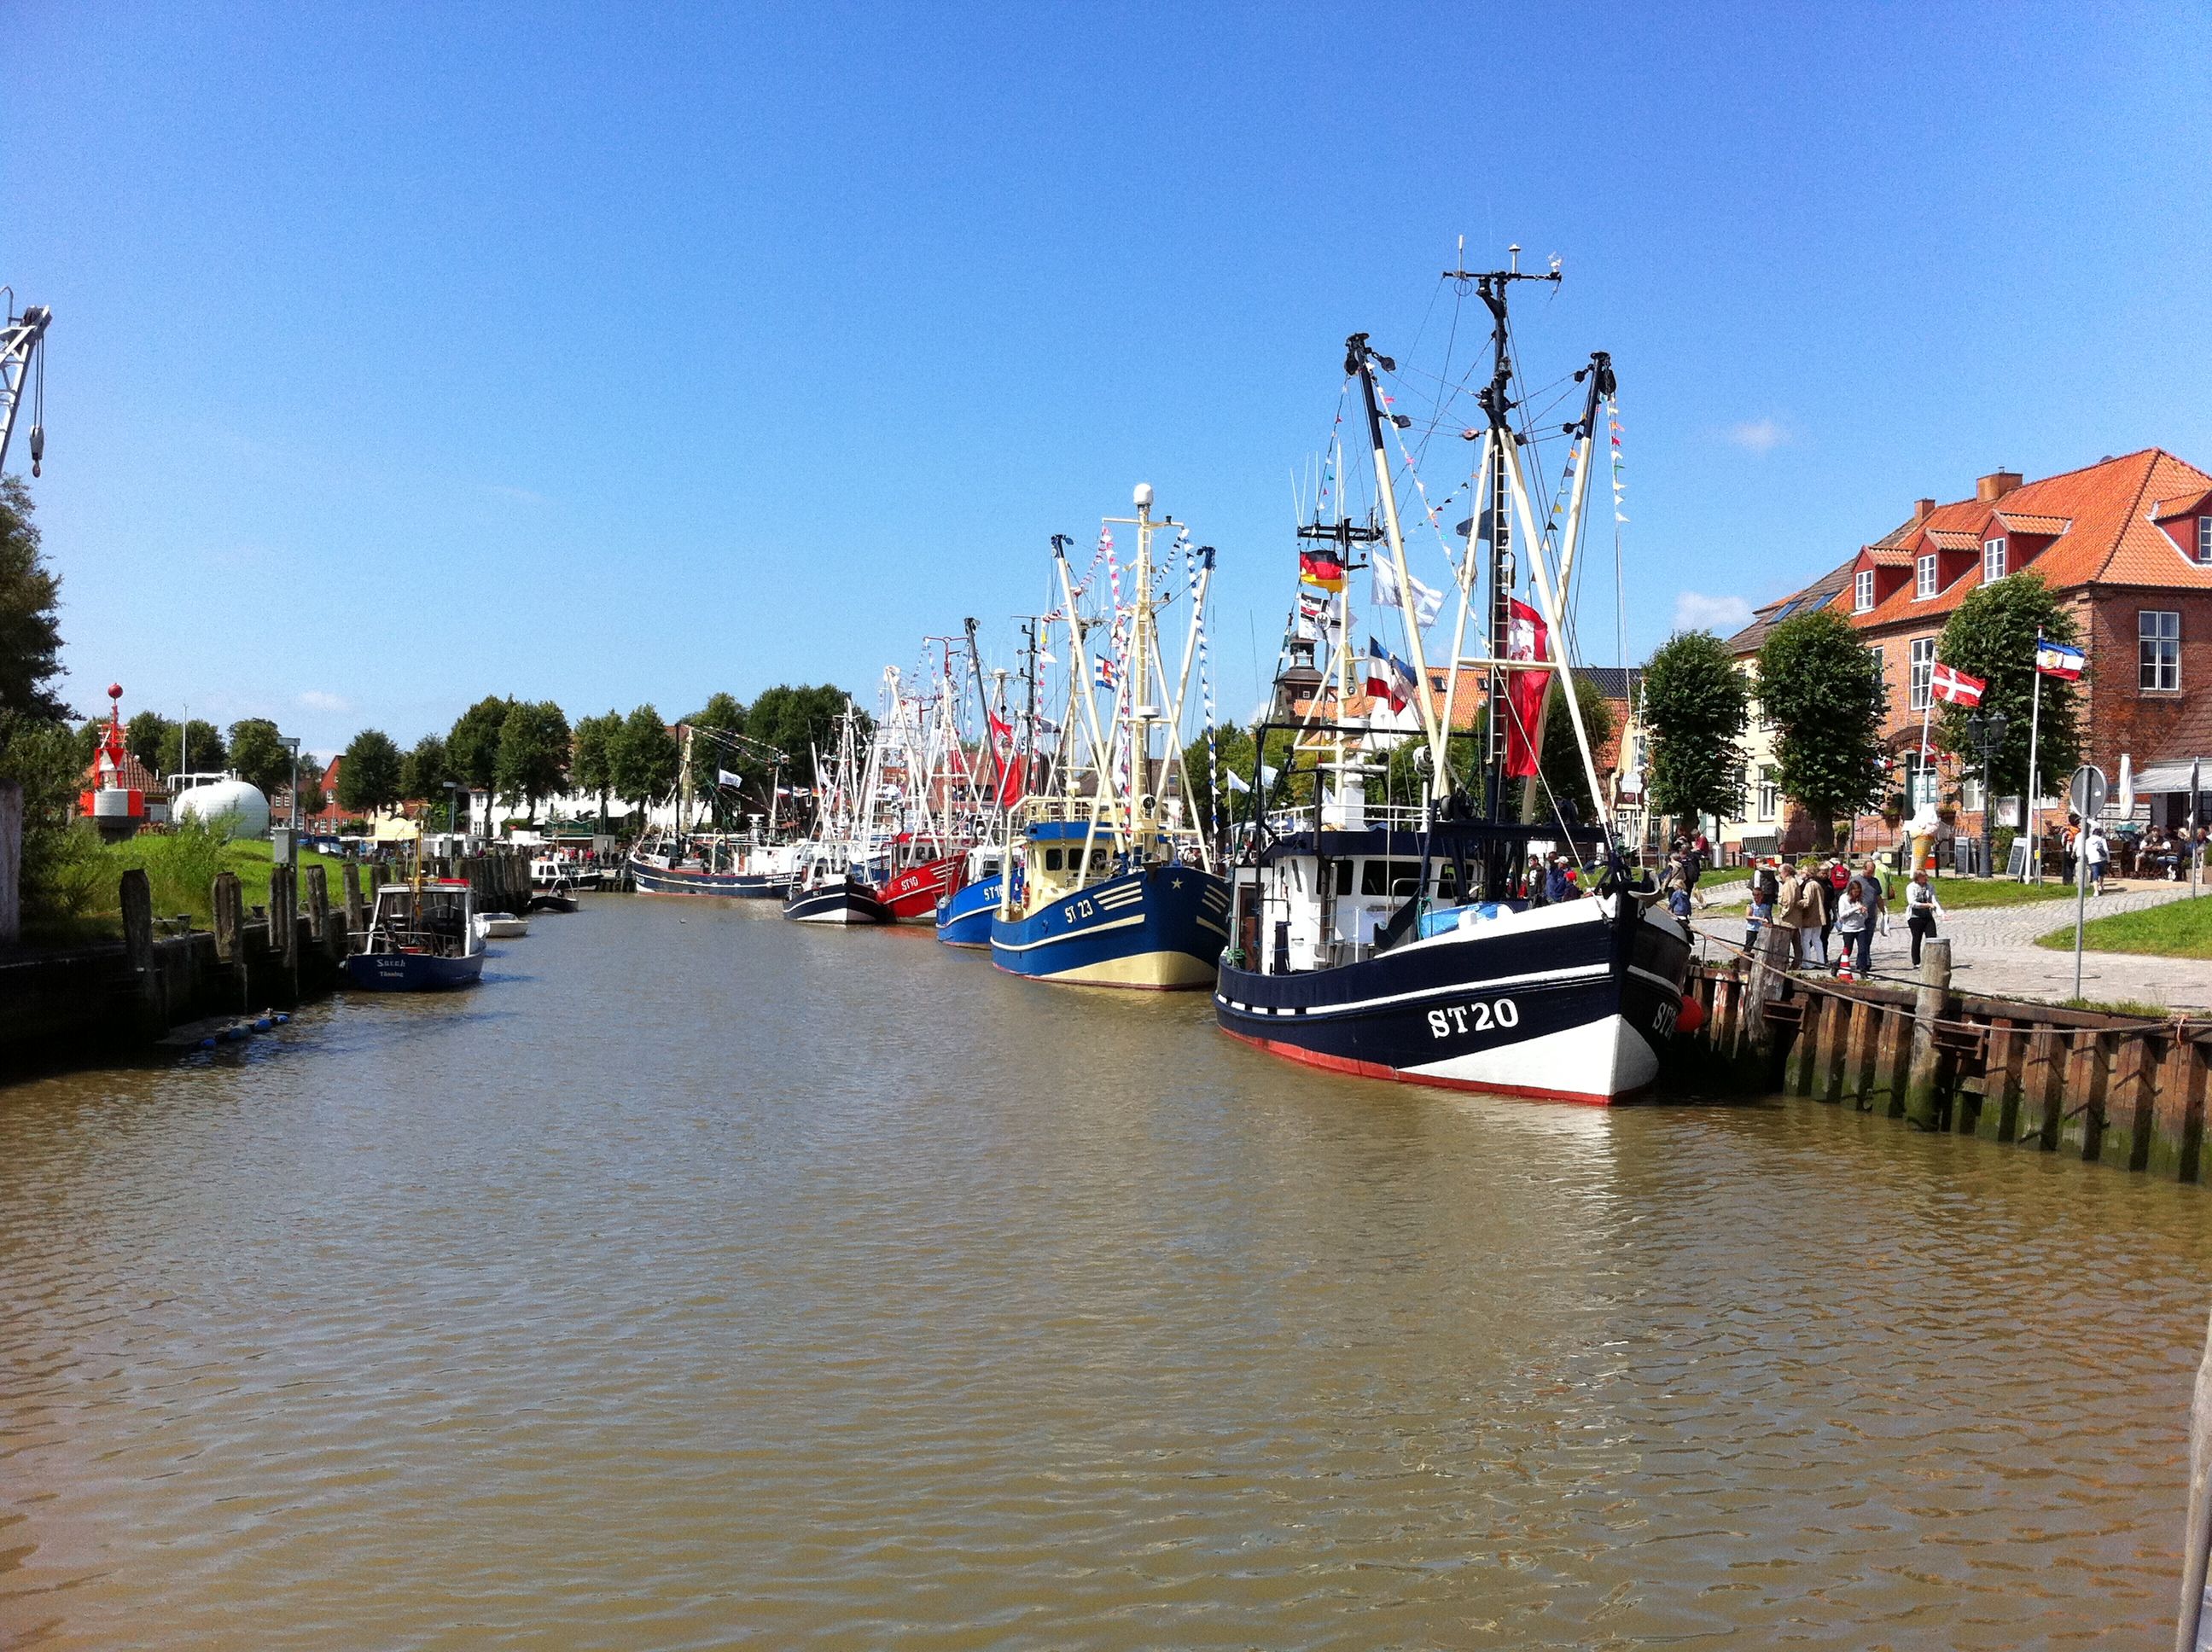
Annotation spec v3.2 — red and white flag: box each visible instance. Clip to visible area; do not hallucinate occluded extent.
[1929,662,1987,707]
[1504,598,1551,779]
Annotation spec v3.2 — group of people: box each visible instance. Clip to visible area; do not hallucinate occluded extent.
[1520,852,1586,905]
[2132,823,2207,881]
[1740,853,1947,976]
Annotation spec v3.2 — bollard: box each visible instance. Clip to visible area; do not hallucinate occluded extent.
[1905,939,1952,1131]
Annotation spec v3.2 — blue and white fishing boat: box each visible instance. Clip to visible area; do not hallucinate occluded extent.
[1214,285,1691,1103]
[989,485,1231,989]
[934,844,1004,947]
[344,876,486,991]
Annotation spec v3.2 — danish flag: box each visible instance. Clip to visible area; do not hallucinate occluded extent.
[1929,662,1987,707]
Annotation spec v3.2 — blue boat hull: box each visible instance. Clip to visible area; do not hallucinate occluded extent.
[990,864,1231,989]
[934,874,1002,947]
[343,951,486,991]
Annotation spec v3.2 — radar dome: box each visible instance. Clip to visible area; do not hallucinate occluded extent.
[174,777,271,840]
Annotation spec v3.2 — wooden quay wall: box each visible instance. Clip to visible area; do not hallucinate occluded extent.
[0,850,533,1073]
[1669,935,2211,1182]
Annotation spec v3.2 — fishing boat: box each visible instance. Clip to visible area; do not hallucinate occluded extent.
[990,486,1232,988]
[344,876,486,990]
[1214,274,1691,1104]
[532,852,603,893]
[934,844,1005,946]
[782,844,894,924]
[626,722,800,897]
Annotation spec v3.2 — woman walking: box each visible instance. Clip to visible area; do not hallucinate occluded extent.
[1905,868,1943,967]
[1833,875,1869,977]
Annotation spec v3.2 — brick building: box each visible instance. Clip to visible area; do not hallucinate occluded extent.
[1725,448,2212,852]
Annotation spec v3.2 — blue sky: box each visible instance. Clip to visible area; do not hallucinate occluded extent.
[9,3,2209,754]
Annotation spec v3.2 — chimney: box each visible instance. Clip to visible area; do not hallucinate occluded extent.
[1912,497,1936,523]
[1976,468,2024,504]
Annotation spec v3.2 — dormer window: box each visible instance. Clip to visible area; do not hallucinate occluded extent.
[1983,537,2006,581]
[2199,517,2212,565]
[1915,553,1938,599]
[1854,569,1874,613]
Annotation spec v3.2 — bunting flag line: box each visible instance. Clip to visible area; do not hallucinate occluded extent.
[1606,397,1628,525]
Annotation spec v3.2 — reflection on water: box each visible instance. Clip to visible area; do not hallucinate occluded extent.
[2,895,2208,1649]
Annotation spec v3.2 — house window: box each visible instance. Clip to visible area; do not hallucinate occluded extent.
[1909,637,1936,709]
[1757,766,1778,822]
[2199,517,2212,565]
[1866,646,1885,696]
[1982,537,2006,581]
[2141,610,2181,691]
[1854,570,1875,612]
[1916,554,1938,599]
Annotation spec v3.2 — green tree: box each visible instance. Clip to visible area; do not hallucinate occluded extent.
[156,718,227,778]
[0,478,66,724]
[1757,608,1887,850]
[684,693,751,826]
[745,684,864,787]
[0,714,103,922]
[227,718,293,796]
[446,695,515,794]
[1935,572,2082,801]
[1641,630,1750,827]
[610,704,680,810]
[337,729,403,815]
[493,700,572,820]
[686,691,747,737]
[295,769,326,817]
[72,717,103,771]
[125,710,173,775]
[399,733,451,804]
[571,711,621,823]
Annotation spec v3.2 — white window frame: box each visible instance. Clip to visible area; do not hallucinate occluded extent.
[2141,609,2181,692]
[1757,766,1778,822]
[1854,569,1875,612]
[1909,637,1936,710]
[1915,554,1938,599]
[1982,537,2006,581]
[2198,516,2212,565]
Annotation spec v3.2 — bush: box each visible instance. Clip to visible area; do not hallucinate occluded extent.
[139,817,230,921]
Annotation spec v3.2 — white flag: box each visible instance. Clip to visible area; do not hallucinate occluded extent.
[1223,770,1251,794]
[717,768,743,787]
[1372,558,1442,626]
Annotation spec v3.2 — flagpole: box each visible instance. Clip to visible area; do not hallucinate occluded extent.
[2025,627,2044,885]
[1916,691,1936,871]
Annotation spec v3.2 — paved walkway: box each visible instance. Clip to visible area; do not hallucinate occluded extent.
[1692,880,2212,1010]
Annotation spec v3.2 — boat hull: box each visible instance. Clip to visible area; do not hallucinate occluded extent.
[783,878,894,925]
[630,860,778,899]
[1214,897,1691,1105]
[991,864,1231,989]
[935,873,1001,947]
[343,951,486,992]
[877,852,966,922]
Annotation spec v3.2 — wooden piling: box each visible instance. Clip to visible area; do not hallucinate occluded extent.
[118,869,163,1038]
[2111,1033,2161,1172]
[269,861,299,1007]
[1842,997,1880,1111]
[2156,1035,2210,1183]
[211,870,247,1010]
[2063,1032,2112,1162]
[342,862,364,952]
[1905,939,1952,1131]
[306,864,331,946]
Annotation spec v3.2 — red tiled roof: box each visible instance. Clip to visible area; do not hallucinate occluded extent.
[1860,546,1914,567]
[83,752,166,796]
[1996,510,2073,536]
[1926,529,1982,550]
[1847,449,2212,631]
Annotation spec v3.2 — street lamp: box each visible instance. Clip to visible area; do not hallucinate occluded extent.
[441,779,463,840]
[1965,709,2011,878]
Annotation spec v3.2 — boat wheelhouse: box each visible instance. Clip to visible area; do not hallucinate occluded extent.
[934,843,1005,947]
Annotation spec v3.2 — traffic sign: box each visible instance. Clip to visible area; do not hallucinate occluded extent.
[2069,764,2107,820]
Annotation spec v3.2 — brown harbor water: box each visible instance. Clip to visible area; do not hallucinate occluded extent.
[3,894,2209,1649]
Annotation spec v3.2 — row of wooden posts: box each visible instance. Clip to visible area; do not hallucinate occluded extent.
[1674,931,2212,1180]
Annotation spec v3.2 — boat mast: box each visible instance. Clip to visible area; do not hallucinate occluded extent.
[1347,335,1447,801]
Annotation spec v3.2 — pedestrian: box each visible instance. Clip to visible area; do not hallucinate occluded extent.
[1527,854,1549,906]
[1833,875,1868,976]
[1905,867,1942,966]
[1772,861,1805,968]
[1791,859,1828,969]
[1545,855,1573,905]
[1851,857,1888,978]
[1665,857,1692,922]
[1746,865,1773,952]
[1817,858,1843,957]
[2086,821,2110,890]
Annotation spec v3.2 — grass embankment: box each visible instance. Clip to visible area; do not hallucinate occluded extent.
[2036,894,2212,960]
[20,833,362,950]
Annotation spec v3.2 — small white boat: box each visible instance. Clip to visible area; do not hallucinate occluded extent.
[474,910,530,940]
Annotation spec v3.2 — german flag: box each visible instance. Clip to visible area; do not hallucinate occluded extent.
[1298,551,1347,592]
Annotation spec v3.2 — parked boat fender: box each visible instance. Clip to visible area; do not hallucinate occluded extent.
[1675,992,1707,1037]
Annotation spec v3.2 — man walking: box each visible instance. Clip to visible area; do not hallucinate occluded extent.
[1772,860,1804,969]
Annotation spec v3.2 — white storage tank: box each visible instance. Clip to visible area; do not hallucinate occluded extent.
[173,777,271,840]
